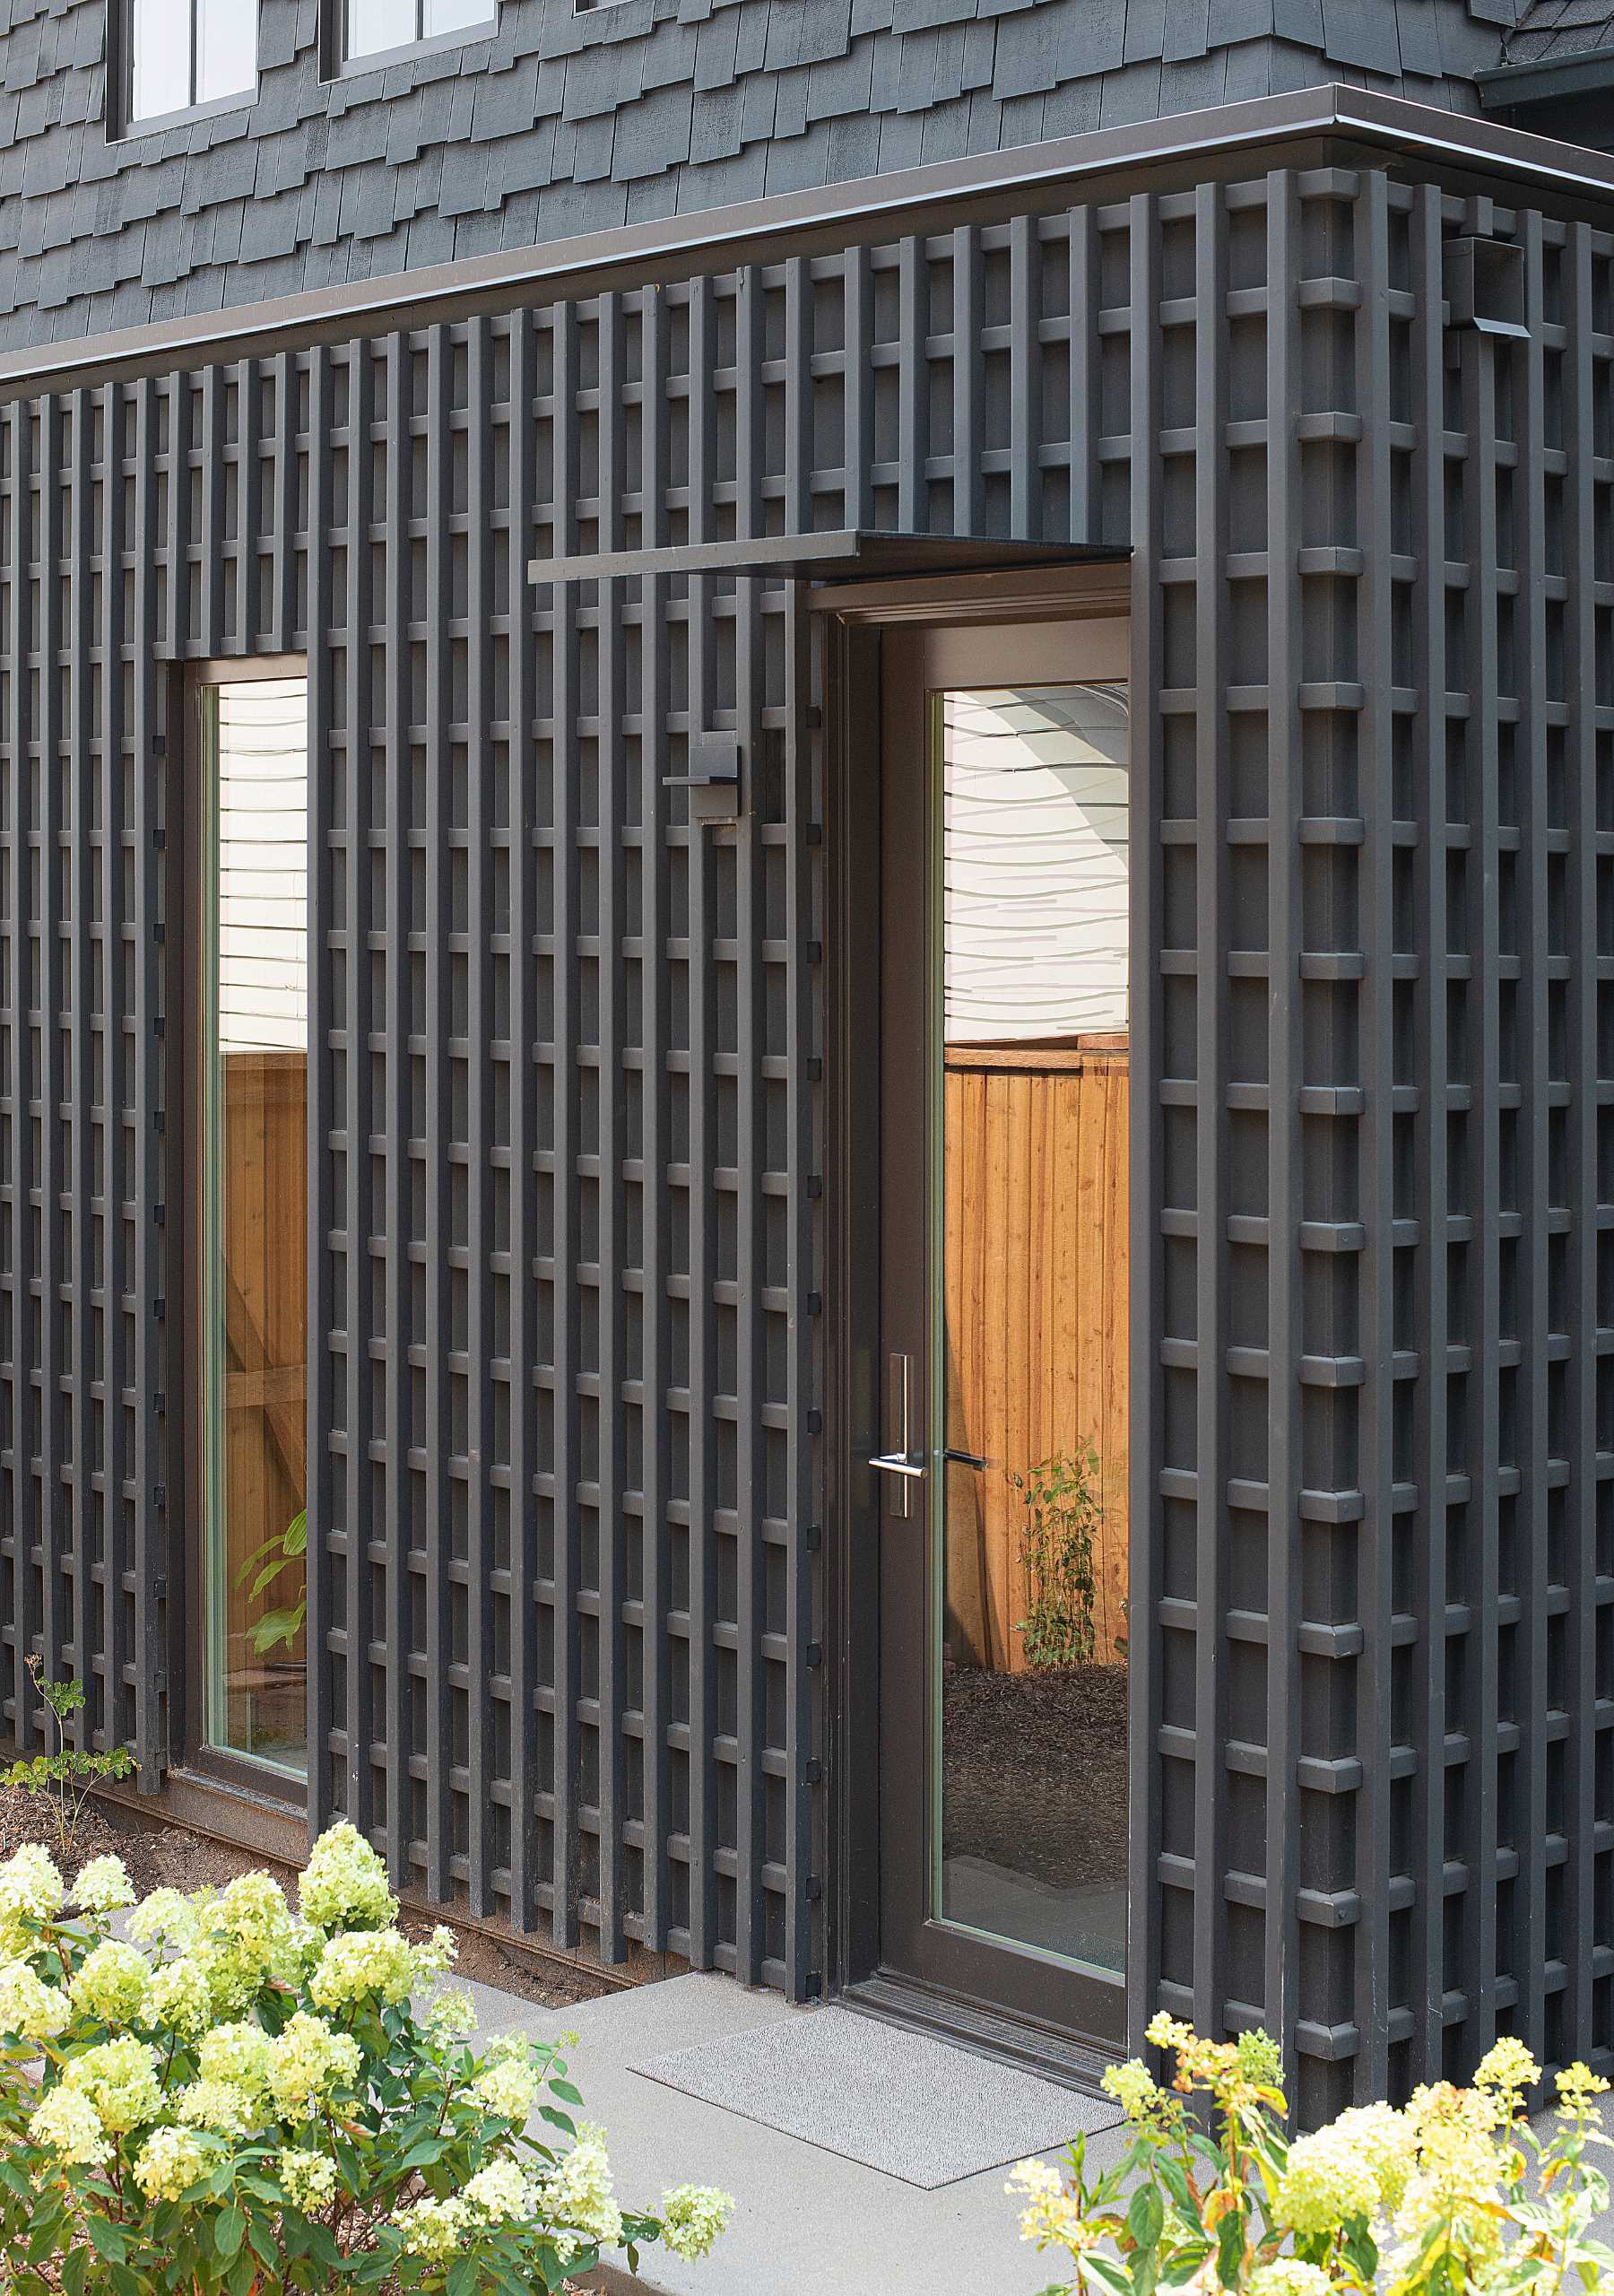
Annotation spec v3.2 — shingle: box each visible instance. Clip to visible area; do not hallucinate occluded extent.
[1321,0,1401,71]
[688,78,745,160]
[611,76,692,170]
[693,8,742,88]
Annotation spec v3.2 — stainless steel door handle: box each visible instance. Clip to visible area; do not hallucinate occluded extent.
[869,1352,924,1517]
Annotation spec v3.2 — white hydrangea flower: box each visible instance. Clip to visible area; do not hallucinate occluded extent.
[72,1856,136,1916]
[469,2056,539,2121]
[463,2159,537,2223]
[1248,2264,1334,2296]
[60,2035,162,2135]
[0,1956,66,2042]
[0,1843,65,1953]
[412,1925,457,1979]
[196,1871,299,2011]
[547,2122,624,2248]
[1330,2103,1417,2216]
[659,2184,735,2262]
[148,1956,213,2041]
[299,1822,395,1935]
[266,2012,361,2118]
[173,2077,256,2137]
[29,2084,109,2169]
[132,2124,209,2205]
[67,1939,152,2028]
[1006,2158,1092,2255]
[279,2146,339,2213]
[126,1886,208,1953]
[307,1926,415,2013]
[424,1988,477,2043]
[394,2193,470,2263]
[197,2019,275,2103]
[1273,2126,1381,2237]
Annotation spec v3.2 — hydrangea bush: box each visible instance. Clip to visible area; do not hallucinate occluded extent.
[1010,2013,1614,2296]
[0,1821,733,2293]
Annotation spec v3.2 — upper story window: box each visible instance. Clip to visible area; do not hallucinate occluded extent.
[118,0,258,131]
[343,0,495,65]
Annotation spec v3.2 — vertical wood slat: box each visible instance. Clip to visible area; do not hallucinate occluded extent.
[1262,169,1305,2077]
[380,332,411,1884]
[130,381,165,1786]
[1354,169,1397,2104]
[1463,264,1505,2071]
[337,337,377,1839]
[464,315,495,1919]
[1561,219,1600,2078]
[1125,187,1165,2057]
[1190,178,1228,2039]
[682,272,718,1970]
[546,298,582,1949]
[4,396,33,1749]
[305,343,339,1836]
[594,289,627,1961]
[1515,211,1552,2065]
[67,387,93,1729]
[36,394,62,1701]
[100,379,130,1756]
[1410,179,1453,2085]
[505,306,539,1934]
[635,283,672,1955]
[421,323,451,1906]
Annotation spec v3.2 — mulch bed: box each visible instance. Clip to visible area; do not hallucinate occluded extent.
[941,1661,1129,1891]
[0,1785,607,2014]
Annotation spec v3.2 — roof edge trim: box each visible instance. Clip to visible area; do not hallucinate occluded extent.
[7,85,1614,396]
[1477,46,1614,113]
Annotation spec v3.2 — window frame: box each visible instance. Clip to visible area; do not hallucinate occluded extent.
[177,655,312,1812]
[108,0,259,142]
[324,0,499,78]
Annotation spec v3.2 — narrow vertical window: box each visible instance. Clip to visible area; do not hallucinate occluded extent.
[199,677,309,1778]
[120,0,257,131]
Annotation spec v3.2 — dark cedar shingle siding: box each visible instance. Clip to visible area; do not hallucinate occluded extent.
[0,0,1521,354]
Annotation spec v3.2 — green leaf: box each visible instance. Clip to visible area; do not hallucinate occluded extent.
[1161,2244,1212,2286]
[548,2079,583,2106]
[447,2260,481,2296]
[1215,2209,1245,2289]
[1128,2185,1165,2250]
[86,2217,127,2265]
[216,2203,246,2257]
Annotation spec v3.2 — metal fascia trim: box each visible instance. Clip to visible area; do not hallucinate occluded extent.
[525,531,1127,585]
[8,86,1614,394]
[1474,47,1614,113]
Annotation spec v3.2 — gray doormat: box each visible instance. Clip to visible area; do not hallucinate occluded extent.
[631,2005,1122,2188]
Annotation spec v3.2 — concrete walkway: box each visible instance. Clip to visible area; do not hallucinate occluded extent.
[452,1969,1129,2296]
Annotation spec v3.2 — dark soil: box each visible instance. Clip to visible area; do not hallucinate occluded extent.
[0,1786,606,2014]
[941,1661,1128,1891]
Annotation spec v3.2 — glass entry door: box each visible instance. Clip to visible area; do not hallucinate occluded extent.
[874,614,1131,2049]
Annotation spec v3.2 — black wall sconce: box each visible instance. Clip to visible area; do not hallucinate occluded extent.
[665,733,742,827]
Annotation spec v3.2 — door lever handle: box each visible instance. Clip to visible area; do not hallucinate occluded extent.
[872,1352,924,1518]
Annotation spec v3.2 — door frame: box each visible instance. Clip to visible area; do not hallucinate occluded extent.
[818,560,1142,2075]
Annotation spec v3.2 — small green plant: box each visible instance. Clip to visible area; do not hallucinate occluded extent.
[0,1657,134,1859]
[1009,1447,1104,1670]
[0,1821,734,2294]
[1010,2013,1614,2296]
[236,1509,308,1657]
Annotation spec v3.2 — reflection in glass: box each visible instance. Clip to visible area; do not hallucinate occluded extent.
[130,0,191,122]
[934,684,1131,1977]
[201,679,309,1775]
[196,0,258,102]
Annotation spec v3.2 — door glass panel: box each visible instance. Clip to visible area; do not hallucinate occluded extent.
[933,682,1131,1976]
[201,678,309,1776]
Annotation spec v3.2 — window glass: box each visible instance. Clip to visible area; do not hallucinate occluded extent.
[346,0,417,57]
[201,677,309,1778]
[195,0,257,102]
[425,0,494,31]
[129,0,190,123]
